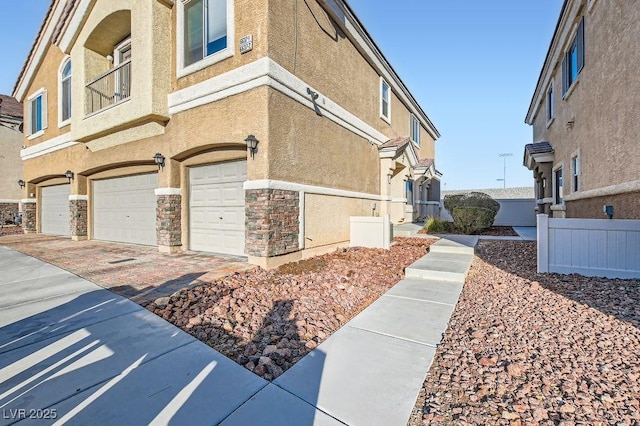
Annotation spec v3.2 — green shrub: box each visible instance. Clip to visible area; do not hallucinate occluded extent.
[452,206,496,234]
[424,218,452,233]
[443,192,501,234]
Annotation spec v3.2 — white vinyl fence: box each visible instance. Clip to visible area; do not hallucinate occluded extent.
[350,215,392,249]
[537,214,640,279]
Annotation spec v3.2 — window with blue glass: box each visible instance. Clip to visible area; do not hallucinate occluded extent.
[28,91,47,135]
[184,0,228,67]
[562,17,585,96]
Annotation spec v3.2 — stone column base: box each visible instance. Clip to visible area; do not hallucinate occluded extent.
[158,245,183,254]
[22,200,37,233]
[71,236,89,241]
[70,198,88,239]
[156,193,182,251]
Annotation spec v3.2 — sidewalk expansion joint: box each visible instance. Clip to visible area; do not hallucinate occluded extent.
[346,324,439,349]
[382,294,456,307]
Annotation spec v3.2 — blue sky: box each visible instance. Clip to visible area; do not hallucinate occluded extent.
[0,0,563,190]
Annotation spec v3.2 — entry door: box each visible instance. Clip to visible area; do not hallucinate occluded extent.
[41,184,70,236]
[189,161,246,256]
[93,174,157,246]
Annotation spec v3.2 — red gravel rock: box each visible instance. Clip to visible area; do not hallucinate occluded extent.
[147,237,436,381]
[411,240,640,425]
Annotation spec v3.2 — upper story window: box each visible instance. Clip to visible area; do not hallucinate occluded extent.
[555,167,564,204]
[572,155,580,191]
[410,114,420,146]
[562,17,585,96]
[380,78,391,122]
[546,82,554,122]
[59,58,72,126]
[26,88,47,138]
[178,0,234,77]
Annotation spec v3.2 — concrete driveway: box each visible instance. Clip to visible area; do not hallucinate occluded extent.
[0,235,253,305]
[0,244,268,425]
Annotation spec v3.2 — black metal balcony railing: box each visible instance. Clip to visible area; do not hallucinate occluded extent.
[85,60,131,115]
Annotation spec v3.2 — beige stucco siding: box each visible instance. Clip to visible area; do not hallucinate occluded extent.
[0,126,23,200]
[23,45,71,147]
[531,1,640,195]
[267,0,435,154]
[267,89,380,194]
[304,193,373,249]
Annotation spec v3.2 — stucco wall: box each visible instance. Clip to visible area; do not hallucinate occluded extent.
[267,89,380,194]
[531,0,640,195]
[0,125,23,200]
[23,45,71,147]
[566,192,640,220]
[304,193,374,248]
[267,0,436,159]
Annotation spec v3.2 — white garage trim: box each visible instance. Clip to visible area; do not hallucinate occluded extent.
[189,160,246,256]
[93,173,157,246]
[41,184,70,236]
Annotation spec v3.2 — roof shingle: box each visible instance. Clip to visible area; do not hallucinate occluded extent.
[0,94,23,119]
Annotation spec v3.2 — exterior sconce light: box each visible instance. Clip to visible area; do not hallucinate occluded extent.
[153,153,166,170]
[245,134,259,159]
[387,173,392,184]
[64,170,75,183]
[18,179,25,189]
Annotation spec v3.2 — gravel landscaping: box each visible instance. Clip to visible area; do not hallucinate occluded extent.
[146,237,436,381]
[413,240,640,425]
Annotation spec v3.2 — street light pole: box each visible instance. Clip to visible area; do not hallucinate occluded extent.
[498,153,513,188]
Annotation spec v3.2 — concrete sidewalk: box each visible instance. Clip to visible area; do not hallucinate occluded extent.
[0,236,475,425]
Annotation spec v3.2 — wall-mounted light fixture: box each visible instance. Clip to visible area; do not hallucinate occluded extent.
[245,134,259,159]
[18,179,25,189]
[64,170,75,183]
[387,173,392,185]
[153,153,166,170]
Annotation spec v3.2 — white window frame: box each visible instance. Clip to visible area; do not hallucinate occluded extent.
[571,150,580,192]
[546,81,555,125]
[552,162,564,205]
[58,56,72,128]
[176,0,235,79]
[114,37,132,65]
[410,114,420,146]
[26,87,47,140]
[380,77,391,123]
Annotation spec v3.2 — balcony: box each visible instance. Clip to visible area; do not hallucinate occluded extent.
[85,60,131,116]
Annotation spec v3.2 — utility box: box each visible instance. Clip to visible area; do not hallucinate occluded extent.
[349,215,393,249]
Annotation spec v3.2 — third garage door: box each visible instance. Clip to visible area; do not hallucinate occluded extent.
[93,174,157,246]
[189,160,246,256]
[41,184,70,236]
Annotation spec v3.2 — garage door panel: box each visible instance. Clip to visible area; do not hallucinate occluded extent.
[93,174,157,246]
[41,185,70,236]
[189,161,246,256]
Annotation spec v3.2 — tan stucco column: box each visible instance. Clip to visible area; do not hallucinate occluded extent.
[379,158,394,217]
[156,159,182,254]
[539,163,553,215]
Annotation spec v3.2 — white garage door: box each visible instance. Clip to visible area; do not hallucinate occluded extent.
[41,184,70,236]
[189,160,246,256]
[93,173,157,246]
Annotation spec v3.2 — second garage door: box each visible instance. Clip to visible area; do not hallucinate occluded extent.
[41,184,70,236]
[189,160,246,256]
[93,174,157,246]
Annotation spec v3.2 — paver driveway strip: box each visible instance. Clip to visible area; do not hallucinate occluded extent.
[0,234,253,305]
[0,245,267,425]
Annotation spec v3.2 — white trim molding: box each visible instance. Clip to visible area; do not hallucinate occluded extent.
[244,179,385,201]
[21,133,79,160]
[21,199,37,204]
[168,57,390,145]
[155,188,183,196]
[563,179,640,202]
[69,195,89,201]
[0,199,21,204]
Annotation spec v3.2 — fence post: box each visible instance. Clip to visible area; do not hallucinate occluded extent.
[537,214,549,273]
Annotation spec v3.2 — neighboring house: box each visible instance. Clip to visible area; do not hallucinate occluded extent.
[12,0,441,268]
[441,187,536,227]
[523,0,639,219]
[0,94,23,224]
